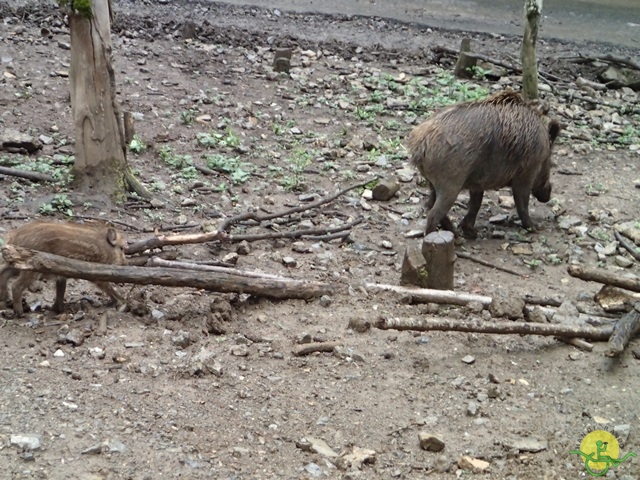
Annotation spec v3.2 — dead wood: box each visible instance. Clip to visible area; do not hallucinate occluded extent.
[606,304,640,357]
[217,178,376,232]
[614,230,640,262]
[125,230,229,255]
[71,214,144,232]
[364,283,492,307]
[147,257,290,281]
[558,337,594,352]
[422,231,455,290]
[2,244,337,300]
[375,316,613,341]
[568,265,640,293]
[456,251,527,277]
[231,217,363,243]
[304,231,351,242]
[557,53,640,71]
[292,341,343,356]
[0,166,55,183]
[126,250,180,266]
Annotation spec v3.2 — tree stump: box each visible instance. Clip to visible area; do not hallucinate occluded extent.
[400,245,429,288]
[273,48,292,73]
[453,37,477,78]
[421,231,456,290]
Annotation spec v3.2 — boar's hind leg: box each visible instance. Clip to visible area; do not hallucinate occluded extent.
[459,190,484,239]
[53,277,68,313]
[94,282,125,307]
[424,186,460,236]
[511,182,537,232]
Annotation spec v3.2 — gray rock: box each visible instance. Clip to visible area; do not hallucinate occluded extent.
[282,256,297,267]
[231,345,249,357]
[1,129,43,153]
[418,432,445,452]
[614,424,631,443]
[467,401,478,416]
[462,355,475,364]
[306,437,339,457]
[504,437,548,453]
[319,295,332,307]
[10,434,42,451]
[64,329,85,347]
[558,215,583,230]
[489,296,525,320]
[171,330,193,349]
[189,347,223,377]
[615,255,633,268]
[236,240,251,255]
[434,454,452,473]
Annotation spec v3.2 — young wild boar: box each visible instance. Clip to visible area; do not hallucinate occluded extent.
[0,221,127,316]
[407,91,561,239]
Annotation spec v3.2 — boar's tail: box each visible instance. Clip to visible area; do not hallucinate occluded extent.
[548,119,561,144]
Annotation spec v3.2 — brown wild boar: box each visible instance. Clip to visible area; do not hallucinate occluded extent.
[0,221,127,316]
[407,91,561,239]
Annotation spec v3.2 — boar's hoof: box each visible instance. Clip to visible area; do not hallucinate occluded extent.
[460,224,478,240]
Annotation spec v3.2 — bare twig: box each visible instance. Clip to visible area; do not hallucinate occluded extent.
[364,283,492,307]
[556,53,640,71]
[456,251,527,277]
[231,217,363,243]
[568,265,640,293]
[125,230,229,255]
[147,257,290,281]
[558,337,594,352]
[217,178,376,232]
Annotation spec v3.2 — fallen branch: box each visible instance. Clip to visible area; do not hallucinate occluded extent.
[147,257,290,280]
[2,245,337,300]
[456,251,527,277]
[557,53,640,71]
[0,166,55,183]
[614,230,640,262]
[364,283,492,307]
[375,316,613,341]
[127,250,179,267]
[292,341,343,356]
[217,178,376,232]
[606,304,640,357]
[231,217,362,243]
[125,230,229,255]
[568,265,640,293]
[558,337,594,352]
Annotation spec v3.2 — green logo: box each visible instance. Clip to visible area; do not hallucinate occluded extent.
[570,429,636,476]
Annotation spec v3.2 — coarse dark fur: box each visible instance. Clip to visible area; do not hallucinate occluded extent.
[0,221,128,316]
[407,90,561,239]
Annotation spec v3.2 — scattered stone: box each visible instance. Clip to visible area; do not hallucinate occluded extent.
[614,255,633,268]
[181,198,198,207]
[231,345,249,357]
[291,241,311,253]
[458,455,490,472]
[489,296,525,320]
[404,229,425,239]
[336,446,377,470]
[222,252,239,265]
[434,454,452,473]
[189,347,223,377]
[306,437,339,457]
[461,355,475,364]
[81,444,105,455]
[171,331,194,349]
[380,240,393,249]
[53,349,65,358]
[467,401,478,416]
[371,177,400,201]
[38,134,53,145]
[466,300,484,314]
[64,329,85,347]
[236,240,251,255]
[298,193,316,202]
[11,434,42,451]
[511,243,533,255]
[614,424,630,443]
[558,215,583,230]
[319,295,332,307]
[525,306,548,323]
[553,300,582,326]
[504,437,548,453]
[498,195,515,208]
[282,256,297,268]
[149,198,165,208]
[418,432,445,452]
[0,129,43,153]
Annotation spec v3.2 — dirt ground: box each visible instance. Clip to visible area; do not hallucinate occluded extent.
[0,1,639,479]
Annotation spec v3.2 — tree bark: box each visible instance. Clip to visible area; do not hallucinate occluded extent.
[2,245,337,300]
[69,0,144,201]
[520,0,542,100]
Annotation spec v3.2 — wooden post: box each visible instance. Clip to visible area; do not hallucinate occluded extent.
[421,231,456,290]
[521,0,542,100]
[453,37,477,78]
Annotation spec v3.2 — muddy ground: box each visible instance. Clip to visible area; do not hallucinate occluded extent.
[0,1,639,479]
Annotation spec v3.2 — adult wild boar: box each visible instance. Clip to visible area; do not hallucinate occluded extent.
[0,221,128,316]
[407,91,561,239]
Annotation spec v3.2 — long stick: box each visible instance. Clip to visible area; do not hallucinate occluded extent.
[147,257,290,280]
[0,166,55,183]
[365,283,492,307]
[375,316,613,341]
[2,245,337,300]
[456,251,527,277]
[126,230,228,255]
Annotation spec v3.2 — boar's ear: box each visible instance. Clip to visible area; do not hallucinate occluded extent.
[548,119,561,144]
[106,227,118,247]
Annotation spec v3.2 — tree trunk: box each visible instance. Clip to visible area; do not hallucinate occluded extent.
[68,0,141,202]
[520,0,542,100]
